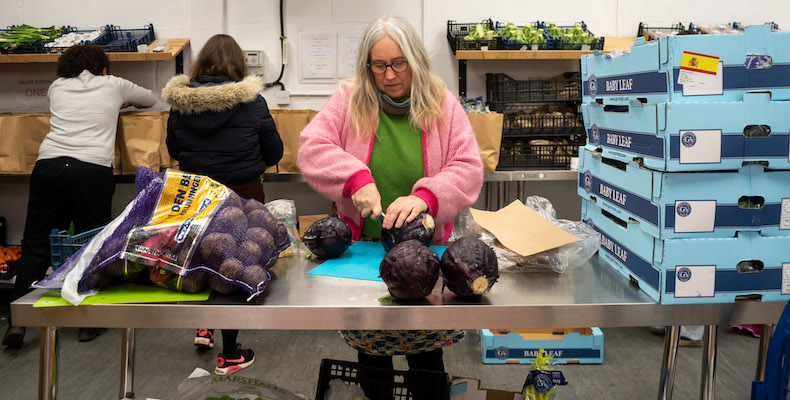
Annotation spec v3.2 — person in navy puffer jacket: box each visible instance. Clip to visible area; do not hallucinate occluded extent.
[162,34,283,375]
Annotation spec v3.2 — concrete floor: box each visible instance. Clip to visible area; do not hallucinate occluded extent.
[0,295,765,400]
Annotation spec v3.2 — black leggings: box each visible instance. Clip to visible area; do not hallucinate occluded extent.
[12,158,114,306]
[357,349,447,400]
[205,329,239,355]
[206,180,265,355]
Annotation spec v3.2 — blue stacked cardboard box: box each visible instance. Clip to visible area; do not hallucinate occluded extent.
[479,328,604,365]
[580,25,790,304]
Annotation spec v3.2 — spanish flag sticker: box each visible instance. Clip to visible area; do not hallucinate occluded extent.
[680,51,720,75]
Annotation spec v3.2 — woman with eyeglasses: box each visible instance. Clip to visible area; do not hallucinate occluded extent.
[298,16,483,399]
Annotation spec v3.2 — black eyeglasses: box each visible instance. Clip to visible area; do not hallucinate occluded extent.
[367,60,409,75]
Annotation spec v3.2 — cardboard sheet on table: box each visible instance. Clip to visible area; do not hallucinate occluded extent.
[307,241,447,281]
[33,283,210,307]
[470,200,581,257]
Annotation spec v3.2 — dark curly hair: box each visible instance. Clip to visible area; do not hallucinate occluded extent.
[56,45,110,78]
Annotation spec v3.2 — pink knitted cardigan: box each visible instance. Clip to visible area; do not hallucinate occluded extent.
[297,83,483,241]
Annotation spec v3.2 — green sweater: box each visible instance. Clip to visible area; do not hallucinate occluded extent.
[361,110,424,238]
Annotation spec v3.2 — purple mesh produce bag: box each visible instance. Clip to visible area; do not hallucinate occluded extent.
[37,168,290,305]
[119,170,290,299]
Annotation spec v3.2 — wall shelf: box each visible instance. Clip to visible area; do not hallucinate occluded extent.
[0,38,189,73]
[456,36,636,96]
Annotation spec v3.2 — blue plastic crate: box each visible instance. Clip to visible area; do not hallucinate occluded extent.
[495,22,551,50]
[480,328,604,364]
[99,24,155,52]
[50,226,104,270]
[536,21,604,50]
[44,26,112,53]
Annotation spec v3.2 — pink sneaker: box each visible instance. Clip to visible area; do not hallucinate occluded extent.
[194,329,214,349]
[215,347,255,375]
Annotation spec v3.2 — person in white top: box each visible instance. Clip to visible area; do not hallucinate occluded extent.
[3,45,158,349]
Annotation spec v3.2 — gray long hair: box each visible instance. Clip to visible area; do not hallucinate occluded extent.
[346,16,447,137]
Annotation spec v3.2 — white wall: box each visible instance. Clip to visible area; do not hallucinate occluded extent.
[1,0,789,242]
[3,0,787,110]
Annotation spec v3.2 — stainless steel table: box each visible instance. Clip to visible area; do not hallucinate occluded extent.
[12,255,784,400]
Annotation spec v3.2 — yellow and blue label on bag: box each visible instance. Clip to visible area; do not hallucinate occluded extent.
[121,170,229,275]
[151,169,228,226]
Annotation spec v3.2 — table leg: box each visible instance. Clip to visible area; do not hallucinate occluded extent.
[175,51,184,75]
[119,328,136,399]
[459,59,467,98]
[755,324,773,381]
[517,181,525,202]
[699,325,718,400]
[485,182,494,211]
[657,325,680,400]
[39,326,59,400]
[497,182,505,210]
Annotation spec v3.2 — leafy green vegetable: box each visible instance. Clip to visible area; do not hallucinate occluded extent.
[0,25,63,51]
[524,349,556,400]
[464,23,498,41]
[545,23,593,44]
[497,22,545,44]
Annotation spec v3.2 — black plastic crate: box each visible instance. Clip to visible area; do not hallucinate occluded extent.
[536,21,604,50]
[446,19,502,53]
[486,72,581,108]
[315,359,451,400]
[497,135,585,170]
[495,22,551,50]
[99,23,155,52]
[636,22,687,38]
[502,112,584,137]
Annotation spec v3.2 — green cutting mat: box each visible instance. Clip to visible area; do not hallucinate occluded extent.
[34,283,211,307]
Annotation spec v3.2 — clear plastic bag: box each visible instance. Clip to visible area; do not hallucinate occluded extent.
[454,196,600,273]
[265,199,301,256]
[459,95,491,114]
[177,367,308,400]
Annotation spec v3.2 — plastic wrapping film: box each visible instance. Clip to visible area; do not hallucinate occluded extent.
[454,196,600,273]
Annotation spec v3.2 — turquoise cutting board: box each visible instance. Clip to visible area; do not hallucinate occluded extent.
[306,241,447,281]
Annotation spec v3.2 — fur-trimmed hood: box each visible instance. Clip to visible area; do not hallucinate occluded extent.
[162,74,264,114]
